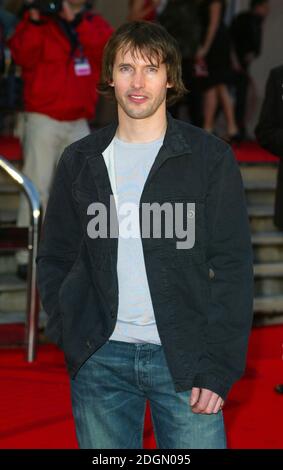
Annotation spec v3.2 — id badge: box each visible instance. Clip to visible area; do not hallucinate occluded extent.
[74,57,91,76]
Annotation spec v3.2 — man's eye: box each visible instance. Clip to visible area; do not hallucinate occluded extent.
[148,67,158,73]
[120,66,131,72]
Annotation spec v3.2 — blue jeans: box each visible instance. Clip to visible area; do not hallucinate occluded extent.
[70,340,226,449]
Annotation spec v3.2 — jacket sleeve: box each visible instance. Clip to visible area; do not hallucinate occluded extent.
[36,145,83,345]
[255,69,283,159]
[8,13,45,68]
[192,146,254,400]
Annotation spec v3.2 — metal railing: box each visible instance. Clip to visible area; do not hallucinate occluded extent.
[0,155,42,362]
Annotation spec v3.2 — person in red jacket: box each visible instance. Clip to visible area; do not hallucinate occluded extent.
[8,0,113,278]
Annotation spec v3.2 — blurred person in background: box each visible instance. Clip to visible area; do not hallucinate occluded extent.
[231,0,270,141]
[127,0,161,22]
[158,0,202,126]
[196,0,239,142]
[255,64,283,395]
[8,0,113,279]
[0,1,19,37]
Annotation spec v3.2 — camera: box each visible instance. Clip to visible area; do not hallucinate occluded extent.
[28,0,63,15]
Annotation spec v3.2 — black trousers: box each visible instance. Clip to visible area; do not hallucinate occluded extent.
[233,65,250,133]
[168,58,203,127]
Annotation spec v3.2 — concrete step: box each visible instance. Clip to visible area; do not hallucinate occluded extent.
[252,231,283,262]
[254,278,283,296]
[244,180,276,191]
[240,163,278,184]
[0,254,17,274]
[0,192,20,211]
[0,273,26,292]
[0,309,47,327]
[0,273,27,312]
[245,191,274,206]
[0,291,26,312]
[244,179,276,205]
[0,209,17,224]
[248,204,274,217]
[254,262,283,296]
[253,312,283,326]
[254,261,283,277]
[0,183,19,194]
[0,180,21,213]
[253,294,283,313]
[0,182,21,214]
[248,204,278,232]
[252,231,283,244]
[240,163,277,206]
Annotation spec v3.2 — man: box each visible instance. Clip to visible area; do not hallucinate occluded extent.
[255,66,283,394]
[230,0,269,140]
[36,21,254,449]
[8,0,113,278]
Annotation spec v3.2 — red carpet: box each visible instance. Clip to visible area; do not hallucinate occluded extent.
[0,136,22,161]
[232,141,279,163]
[0,325,283,449]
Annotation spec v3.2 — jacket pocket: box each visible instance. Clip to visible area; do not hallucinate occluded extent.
[58,257,87,311]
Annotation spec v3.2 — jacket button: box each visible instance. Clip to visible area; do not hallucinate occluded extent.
[86,340,92,349]
[209,268,215,279]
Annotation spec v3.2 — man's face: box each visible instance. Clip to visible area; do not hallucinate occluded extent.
[109,48,172,120]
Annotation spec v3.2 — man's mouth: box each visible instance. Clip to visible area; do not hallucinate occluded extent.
[128,94,148,104]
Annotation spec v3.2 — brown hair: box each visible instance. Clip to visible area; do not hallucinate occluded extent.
[97,21,187,106]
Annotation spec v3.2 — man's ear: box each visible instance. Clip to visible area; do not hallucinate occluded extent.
[166,82,173,89]
[109,80,114,87]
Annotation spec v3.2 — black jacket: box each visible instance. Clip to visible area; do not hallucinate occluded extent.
[255,65,283,230]
[36,114,254,401]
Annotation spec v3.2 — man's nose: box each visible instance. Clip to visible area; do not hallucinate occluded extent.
[131,70,145,89]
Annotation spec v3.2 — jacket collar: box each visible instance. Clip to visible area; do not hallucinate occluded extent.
[82,111,192,159]
[163,111,192,156]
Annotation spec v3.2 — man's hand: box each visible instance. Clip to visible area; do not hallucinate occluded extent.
[190,387,224,414]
